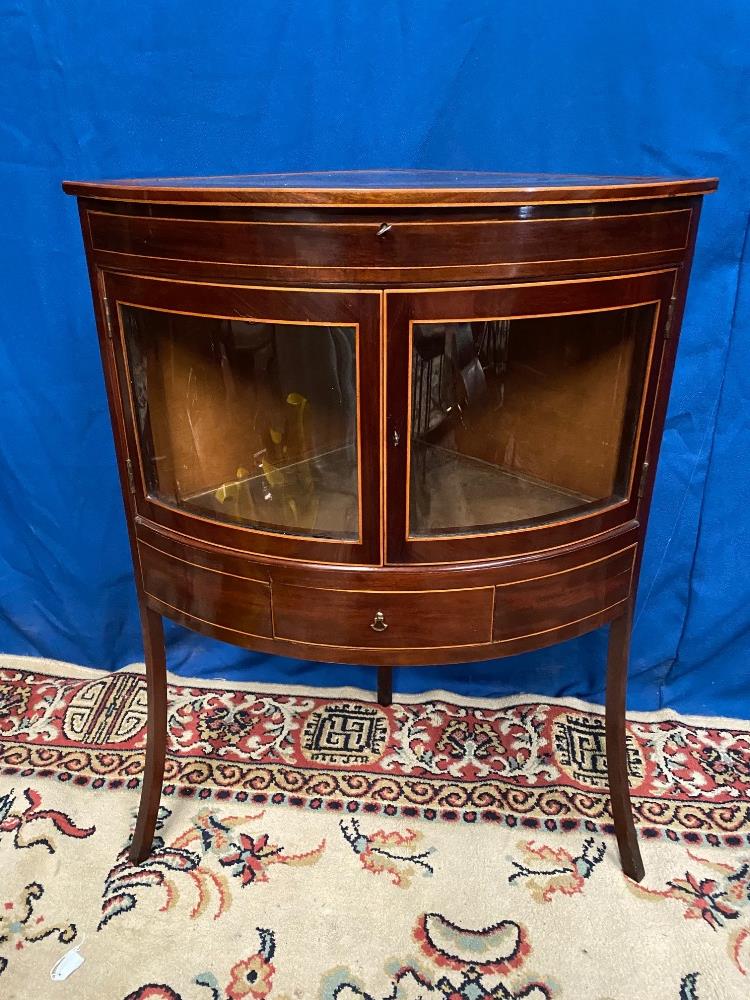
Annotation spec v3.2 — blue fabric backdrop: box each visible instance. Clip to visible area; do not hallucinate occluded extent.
[1,1,748,716]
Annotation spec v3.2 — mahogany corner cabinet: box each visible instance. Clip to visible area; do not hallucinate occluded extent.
[64,170,717,880]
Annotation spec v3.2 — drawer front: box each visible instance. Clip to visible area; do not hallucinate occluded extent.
[140,542,273,639]
[88,207,692,278]
[493,545,635,643]
[272,584,494,649]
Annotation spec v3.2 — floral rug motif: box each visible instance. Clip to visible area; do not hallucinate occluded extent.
[0,654,749,998]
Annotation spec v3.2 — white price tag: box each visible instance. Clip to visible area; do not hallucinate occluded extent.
[50,938,85,982]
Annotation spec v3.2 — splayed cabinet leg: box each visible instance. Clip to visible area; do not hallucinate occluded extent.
[129,606,167,865]
[377,665,393,707]
[605,601,645,882]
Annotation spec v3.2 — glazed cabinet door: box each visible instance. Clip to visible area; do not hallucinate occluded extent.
[101,273,381,564]
[385,270,677,563]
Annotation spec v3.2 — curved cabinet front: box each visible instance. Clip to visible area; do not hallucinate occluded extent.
[136,520,637,665]
[68,178,709,670]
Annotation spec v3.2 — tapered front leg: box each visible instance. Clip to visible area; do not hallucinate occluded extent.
[377,665,393,707]
[605,601,645,882]
[129,606,167,865]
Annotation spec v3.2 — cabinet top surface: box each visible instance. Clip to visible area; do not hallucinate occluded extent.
[62,169,718,206]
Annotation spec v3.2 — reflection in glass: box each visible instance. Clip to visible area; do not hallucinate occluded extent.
[409,306,654,537]
[123,307,358,539]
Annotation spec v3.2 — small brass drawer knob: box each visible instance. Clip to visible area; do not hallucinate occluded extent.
[370,610,389,632]
[376,222,392,238]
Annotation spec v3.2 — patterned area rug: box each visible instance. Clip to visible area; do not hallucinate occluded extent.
[1,655,749,999]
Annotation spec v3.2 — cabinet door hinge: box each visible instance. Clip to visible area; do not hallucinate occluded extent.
[664,295,677,341]
[637,459,650,499]
[103,296,114,340]
[125,458,136,495]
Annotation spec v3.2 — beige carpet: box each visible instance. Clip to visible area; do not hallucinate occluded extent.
[1,654,749,999]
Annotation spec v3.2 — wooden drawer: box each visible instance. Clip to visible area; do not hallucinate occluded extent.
[493,545,635,644]
[139,541,273,639]
[88,207,691,277]
[272,584,494,650]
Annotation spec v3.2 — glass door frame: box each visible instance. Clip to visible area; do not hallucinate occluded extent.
[385,269,677,564]
[102,271,382,565]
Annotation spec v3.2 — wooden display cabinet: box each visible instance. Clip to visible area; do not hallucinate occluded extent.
[63,170,717,880]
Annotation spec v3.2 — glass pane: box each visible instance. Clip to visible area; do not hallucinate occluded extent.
[123,306,359,540]
[409,305,654,537]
